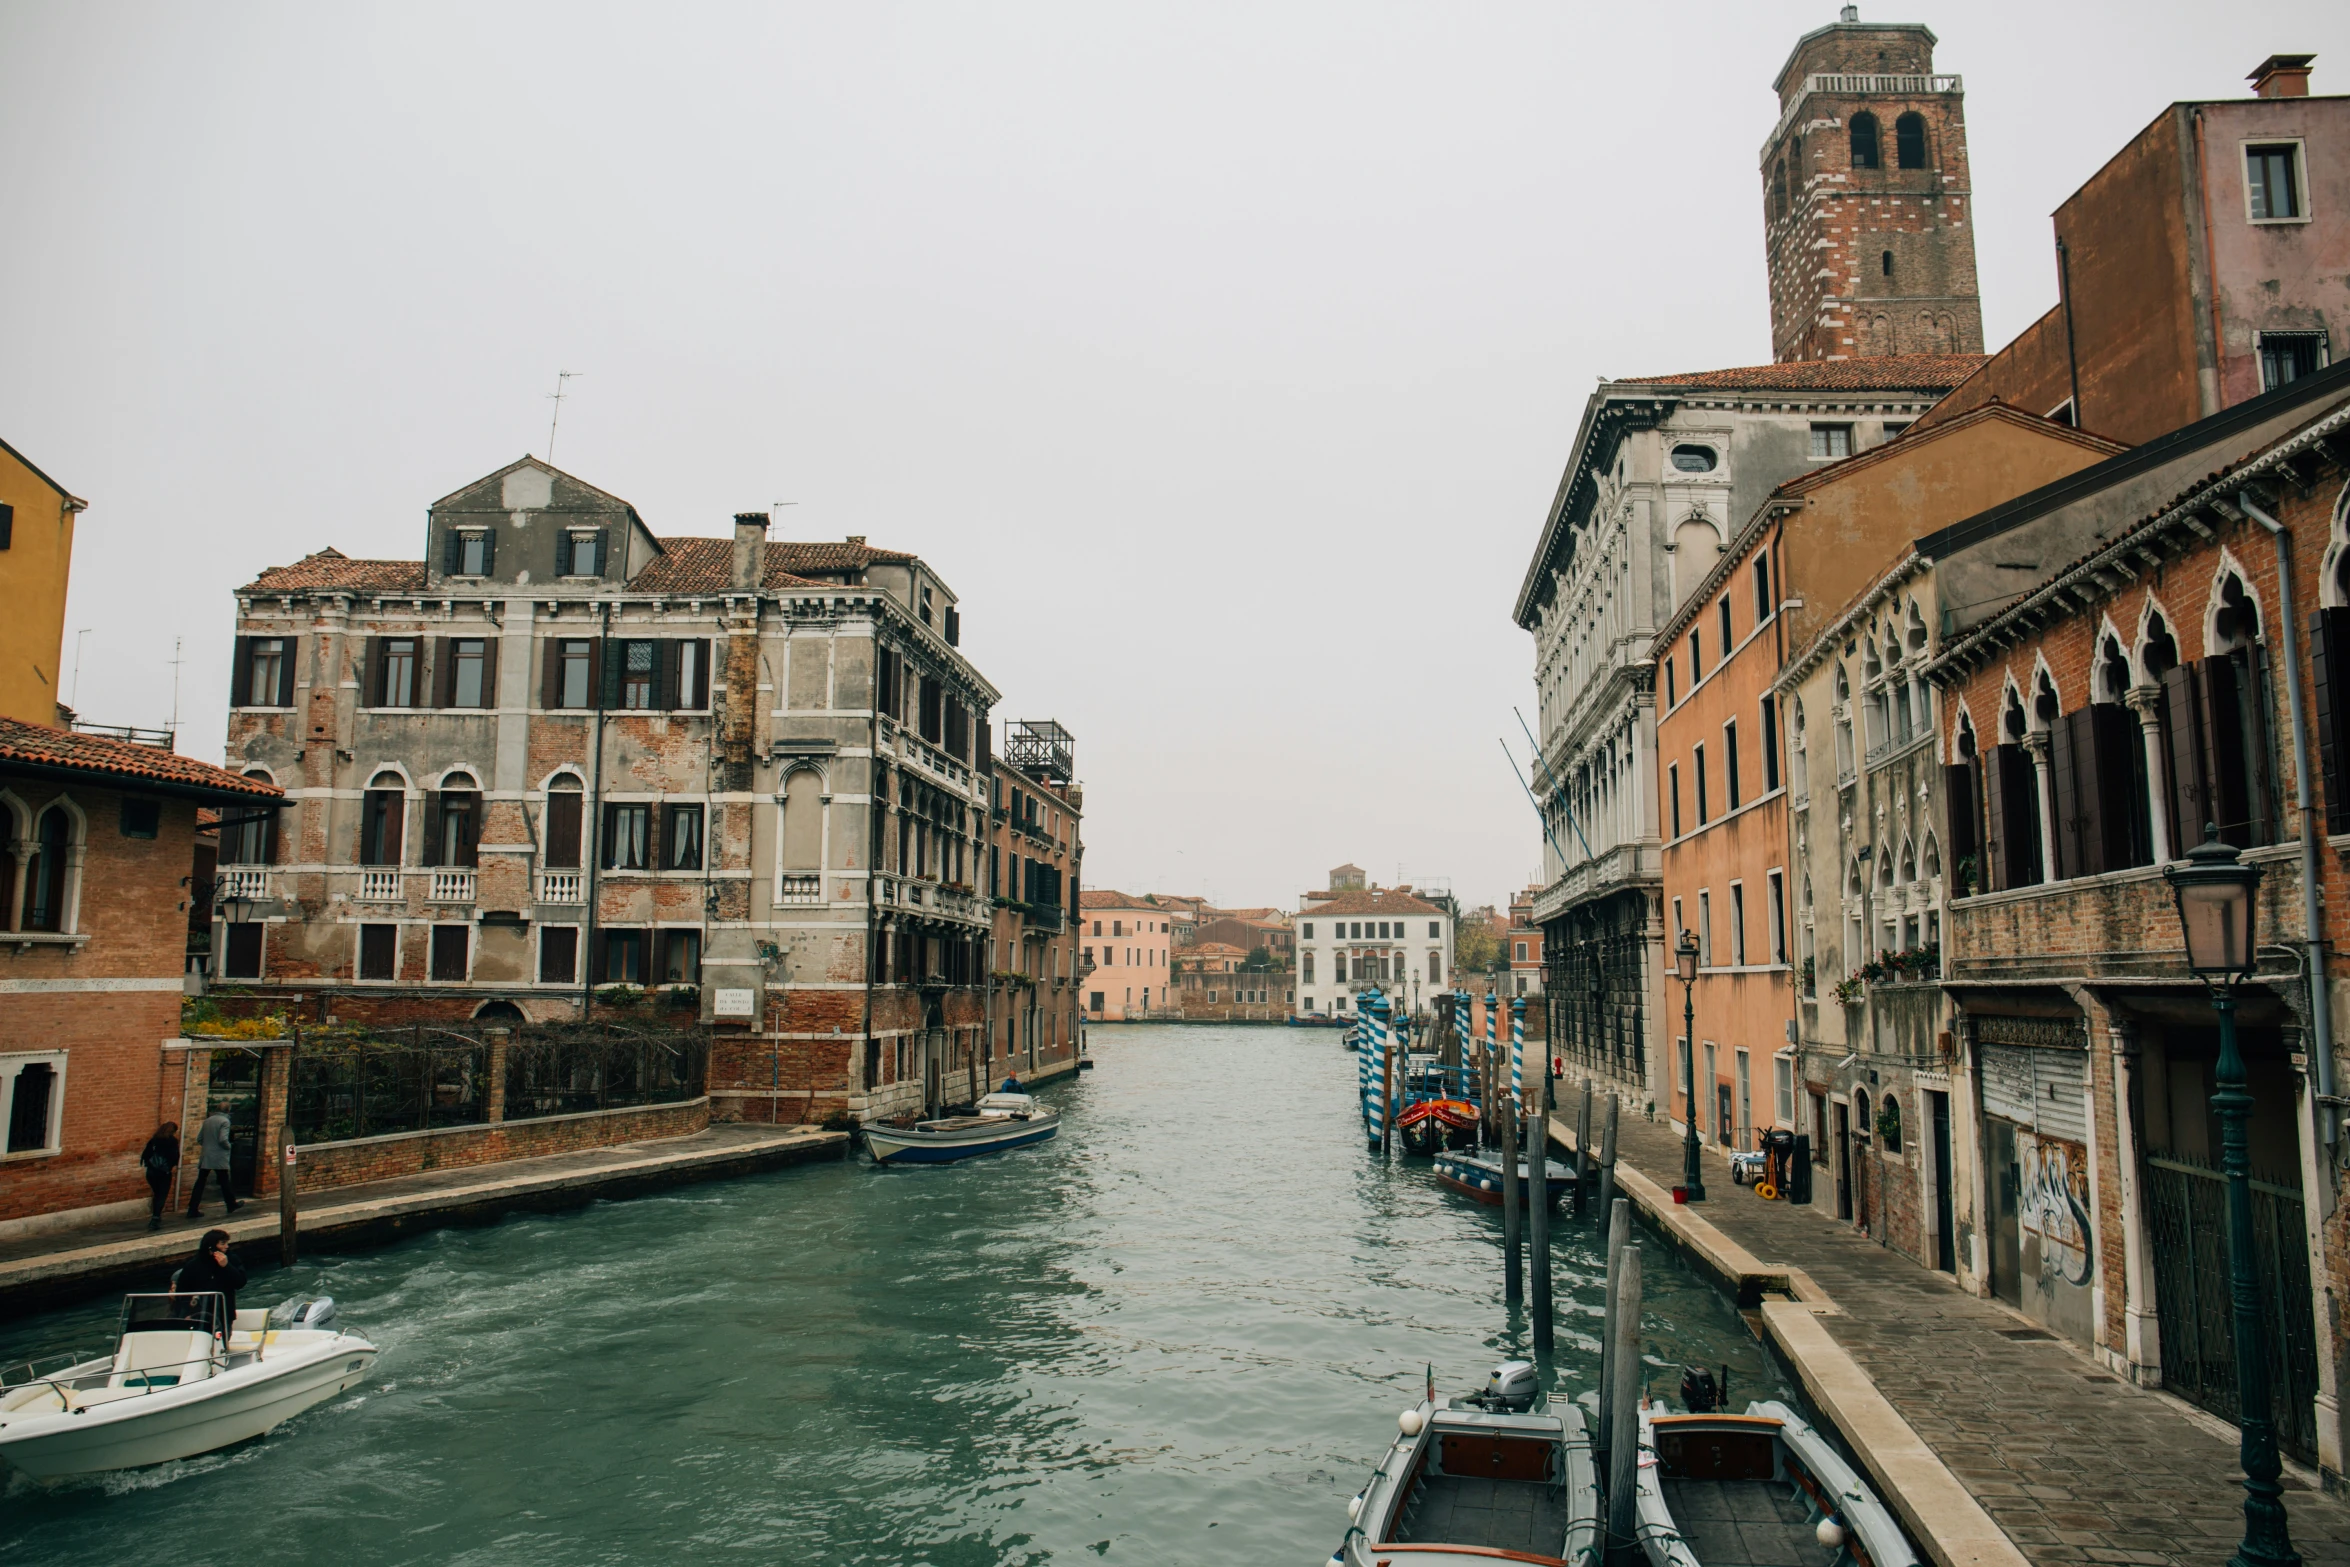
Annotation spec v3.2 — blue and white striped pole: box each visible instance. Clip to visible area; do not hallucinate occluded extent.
[1366,991,1391,1149]
[1509,992,1526,1115]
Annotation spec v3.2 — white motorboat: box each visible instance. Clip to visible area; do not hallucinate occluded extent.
[864,1091,1060,1164]
[1335,1361,1601,1567]
[1634,1399,1919,1567]
[0,1292,377,1481]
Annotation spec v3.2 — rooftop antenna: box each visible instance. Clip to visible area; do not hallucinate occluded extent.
[167,636,183,748]
[69,628,91,709]
[545,370,582,465]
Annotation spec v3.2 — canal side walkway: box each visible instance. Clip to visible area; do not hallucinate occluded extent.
[1547,1106,2350,1567]
[0,1122,847,1316]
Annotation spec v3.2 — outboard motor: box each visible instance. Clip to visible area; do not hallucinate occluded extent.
[1679,1364,1721,1414]
[1461,1359,1540,1413]
[267,1296,339,1332]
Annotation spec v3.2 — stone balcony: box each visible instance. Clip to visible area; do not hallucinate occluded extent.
[1946,845,2305,985]
[1531,840,1660,926]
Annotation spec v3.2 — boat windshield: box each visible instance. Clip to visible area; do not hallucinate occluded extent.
[120,1293,229,1338]
[976,1093,1035,1113]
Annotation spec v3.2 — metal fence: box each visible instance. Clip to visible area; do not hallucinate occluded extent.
[502,1026,708,1121]
[2141,1153,2321,1465]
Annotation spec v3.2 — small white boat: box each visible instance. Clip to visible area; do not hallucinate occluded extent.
[864,1091,1060,1165]
[1635,1399,1919,1567]
[0,1292,376,1481]
[1336,1361,1601,1567]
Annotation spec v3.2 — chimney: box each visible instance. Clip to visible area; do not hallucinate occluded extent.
[731,512,767,590]
[2250,53,2315,98]
[846,535,866,546]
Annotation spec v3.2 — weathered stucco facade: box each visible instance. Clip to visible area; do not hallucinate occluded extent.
[219,457,1005,1125]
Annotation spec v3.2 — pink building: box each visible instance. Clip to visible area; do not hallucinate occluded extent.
[1079,890,1170,1020]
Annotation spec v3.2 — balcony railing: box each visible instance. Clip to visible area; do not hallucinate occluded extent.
[538,871,584,904]
[779,874,822,906]
[357,869,404,903]
[427,870,476,904]
[216,868,268,902]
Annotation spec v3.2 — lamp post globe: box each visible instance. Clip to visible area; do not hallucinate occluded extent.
[1675,929,1705,1202]
[2164,830,2298,1567]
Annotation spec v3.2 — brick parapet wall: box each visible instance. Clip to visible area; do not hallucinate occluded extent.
[289,1098,710,1192]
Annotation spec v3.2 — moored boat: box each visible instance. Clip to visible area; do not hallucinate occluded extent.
[864,1091,1060,1165]
[1634,1399,1919,1567]
[1432,1148,1577,1208]
[0,1293,375,1481]
[1395,1098,1479,1156]
[1333,1360,1600,1567]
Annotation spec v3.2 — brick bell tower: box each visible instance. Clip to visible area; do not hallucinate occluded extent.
[1761,7,1984,362]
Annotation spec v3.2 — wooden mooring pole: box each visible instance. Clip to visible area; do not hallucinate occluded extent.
[1524,998,1551,1351]
[277,1123,298,1266]
[1604,1240,1643,1563]
[1597,1093,1619,1225]
[1495,996,1522,1305]
[1596,1196,1629,1473]
[1575,1077,1593,1217]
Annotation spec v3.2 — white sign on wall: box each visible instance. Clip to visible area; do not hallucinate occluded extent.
[713,988,757,1018]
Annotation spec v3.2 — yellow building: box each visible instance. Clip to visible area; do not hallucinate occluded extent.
[0,437,85,726]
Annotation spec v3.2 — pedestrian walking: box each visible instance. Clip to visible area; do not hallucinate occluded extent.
[186,1108,240,1217]
[138,1122,180,1230]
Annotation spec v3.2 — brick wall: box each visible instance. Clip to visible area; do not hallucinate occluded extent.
[287,1097,709,1192]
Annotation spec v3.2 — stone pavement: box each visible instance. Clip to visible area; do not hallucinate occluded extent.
[1551,1103,2350,1567]
[0,1121,846,1314]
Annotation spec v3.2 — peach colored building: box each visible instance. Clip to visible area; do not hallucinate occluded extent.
[1080,889,1170,1020]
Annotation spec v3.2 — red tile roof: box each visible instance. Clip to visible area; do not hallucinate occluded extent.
[244,548,427,594]
[1079,888,1153,909]
[768,541,918,576]
[628,537,826,595]
[1302,889,1444,918]
[1615,354,1989,393]
[0,719,284,802]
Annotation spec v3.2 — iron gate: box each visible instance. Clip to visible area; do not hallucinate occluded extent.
[2141,1153,2320,1465]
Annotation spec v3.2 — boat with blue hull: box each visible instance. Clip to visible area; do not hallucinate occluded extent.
[865,1093,1059,1165]
[1431,1148,1576,1209]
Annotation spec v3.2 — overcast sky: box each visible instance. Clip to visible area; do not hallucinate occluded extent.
[4,2,2343,915]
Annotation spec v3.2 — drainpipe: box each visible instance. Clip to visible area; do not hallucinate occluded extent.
[2238,491,2340,1155]
[2055,236,2084,426]
[580,599,612,1020]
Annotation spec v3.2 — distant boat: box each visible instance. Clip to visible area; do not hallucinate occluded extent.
[1432,1148,1575,1208]
[1286,1014,1343,1028]
[865,1093,1059,1165]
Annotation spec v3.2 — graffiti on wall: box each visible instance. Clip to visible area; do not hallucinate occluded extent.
[2019,1132,2093,1287]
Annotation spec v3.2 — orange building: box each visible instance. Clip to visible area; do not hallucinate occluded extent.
[1079,889,1170,1020]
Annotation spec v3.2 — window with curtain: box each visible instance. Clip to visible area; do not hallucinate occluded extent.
[604,804,652,870]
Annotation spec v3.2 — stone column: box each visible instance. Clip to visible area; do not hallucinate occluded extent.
[2025,731,2057,883]
[2106,1018,2161,1379]
[2125,686,2172,863]
[486,1028,510,1123]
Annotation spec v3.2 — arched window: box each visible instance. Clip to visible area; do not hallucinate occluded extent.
[1895,112,1927,170]
[2212,573,2262,652]
[430,772,480,868]
[781,768,823,870]
[1772,158,1787,221]
[2144,612,2180,678]
[1878,1092,1903,1151]
[544,776,584,871]
[1853,1089,1873,1145]
[362,770,407,867]
[2003,687,2028,741]
[1850,111,1881,170]
[25,805,74,932]
[2098,635,2132,702]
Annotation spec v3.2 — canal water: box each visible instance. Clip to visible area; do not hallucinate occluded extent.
[1,1023,1773,1565]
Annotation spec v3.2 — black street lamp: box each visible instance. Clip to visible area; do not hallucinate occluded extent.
[1674,929,1705,1202]
[2165,833,2300,1567]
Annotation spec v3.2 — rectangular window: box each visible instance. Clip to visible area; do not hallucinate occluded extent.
[2259,331,2328,391]
[1809,423,1853,459]
[1767,869,1787,964]
[556,640,594,709]
[429,923,469,981]
[456,531,490,575]
[561,531,602,576]
[1669,762,1683,837]
[597,928,646,985]
[450,638,489,708]
[659,928,702,985]
[622,641,656,709]
[1730,883,1746,965]
[119,798,160,839]
[1694,744,1709,826]
[540,926,579,983]
[1690,628,1702,681]
[1760,696,1780,790]
[358,923,397,980]
[1664,657,1676,708]
[665,804,704,870]
[1697,891,1712,965]
[1,1052,66,1156]
[2246,143,2304,221]
[362,788,405,865]
[1753,555,1772,624]
[0,503,11,550]
[1775,1056,1795,1127]
[246,638,288,706]
[1717,595,1733,656]
[1724,721,1741,810]
[378,637,419,707]
[1302,923,1313,939]
[604,803,652,870]
[1428,921,1439,939]
[223,923,263,979]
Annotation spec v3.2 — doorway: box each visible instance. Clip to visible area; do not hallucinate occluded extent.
[1928,1090,1956,1274]
[206,1051,263,1200]
[1987,1115,2022,1307]
[1716,1083,1735,1148]
[1831,1100,1853,1219]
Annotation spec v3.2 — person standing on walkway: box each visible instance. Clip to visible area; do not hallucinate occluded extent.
[186,1108,240,1217]
[138,1122,180,1230]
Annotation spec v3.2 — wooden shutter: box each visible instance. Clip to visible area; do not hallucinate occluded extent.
[540,638,562,710]
[1944,763,1979,890]
[658,641,683,710]
[554,531,572,577]
[277,636,298,706]
[2161,664,2209,848]
[2048,712,2082,879]
[422,795,444,867]
[2241,649,2278,848]
[2088,704,2144,869]
[2315,609,2350,834]
[2201,656,2250,846]
[457,795,480,866]
[425,638,448,708]
[594,528,611,578]
[476,638,498,709]
[365,638,388,708]
[230,637,253,707]
[443,529,463,577]
[545,792,582,869]
[599,637,621,709]
[688,639,710,707]
[481,529,497,577]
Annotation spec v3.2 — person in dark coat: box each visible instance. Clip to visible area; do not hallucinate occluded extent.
[186,1108,239,1217]
[172,1230,247,1329]
[138,1123,180,1230]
